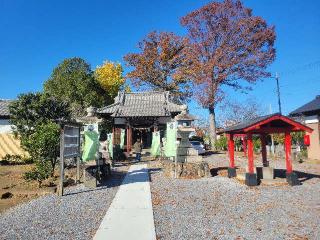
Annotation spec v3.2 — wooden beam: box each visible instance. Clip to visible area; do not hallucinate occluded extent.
[242,136,247,157]
[260,134,268,167]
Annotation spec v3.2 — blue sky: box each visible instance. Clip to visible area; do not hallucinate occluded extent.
[0,0,319,119]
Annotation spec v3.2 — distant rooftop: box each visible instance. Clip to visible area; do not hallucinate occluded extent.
[0,99,14,118]
[290,95,320,116]
[98,91,182,117]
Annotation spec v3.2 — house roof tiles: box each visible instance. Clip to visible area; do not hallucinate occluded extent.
[290,95,320,116]
[0,99,13,117]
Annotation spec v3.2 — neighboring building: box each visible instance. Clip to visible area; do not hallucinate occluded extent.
[0,99,14,133]
[290,95,320,160]
[98,91,182,152]
[0,99,26,159]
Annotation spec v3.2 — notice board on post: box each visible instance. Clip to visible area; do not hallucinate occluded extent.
[58,123,81,196]
[63,125,81,158]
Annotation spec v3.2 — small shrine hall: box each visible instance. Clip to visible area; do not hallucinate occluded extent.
[97,91,182,154]
[223,113,313,186]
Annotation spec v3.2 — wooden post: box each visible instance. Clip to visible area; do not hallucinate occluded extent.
[128,126,132,152]
[227,133,236,177]
[76,127,81,183]
[76,157,80,183]
[58,127,65,196]
[242,136,247,157]
[285,131,293,174]
[126,126,130,154]
[247,133,254,174]
[245,133,257,186]
[228,134,235,168]
[284,131,300,185]
[260,134,268,167]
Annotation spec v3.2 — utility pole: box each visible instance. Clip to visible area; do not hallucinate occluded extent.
[275,72,282,114]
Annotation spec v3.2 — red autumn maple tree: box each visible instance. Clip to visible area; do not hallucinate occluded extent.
[180,0,276,148]
[124,31,191,101]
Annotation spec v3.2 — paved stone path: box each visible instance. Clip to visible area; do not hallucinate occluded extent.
[93,164,156,240]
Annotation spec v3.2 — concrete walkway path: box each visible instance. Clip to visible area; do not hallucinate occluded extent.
[93,164,156,240]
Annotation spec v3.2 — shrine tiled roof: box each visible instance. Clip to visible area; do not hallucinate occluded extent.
[98,91,182,117]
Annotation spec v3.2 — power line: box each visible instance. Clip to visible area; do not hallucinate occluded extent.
[279,60,320,76]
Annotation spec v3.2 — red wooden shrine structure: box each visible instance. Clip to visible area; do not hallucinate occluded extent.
[223,113,313,186]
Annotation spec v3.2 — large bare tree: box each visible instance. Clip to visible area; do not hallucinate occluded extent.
[180,0,276,148]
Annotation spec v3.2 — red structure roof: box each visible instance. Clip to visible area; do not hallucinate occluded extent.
[222,113,313,186]
[224,113,313,134]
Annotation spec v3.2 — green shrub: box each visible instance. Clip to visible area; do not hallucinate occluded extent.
[215,135,227,151]
[24,161,52,187]
[253,137,261,153]
[0,154,32,165]
[28,122,60,177]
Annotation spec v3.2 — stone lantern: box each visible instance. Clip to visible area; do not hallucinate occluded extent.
[175,105,202,163]
[161,105,209,178]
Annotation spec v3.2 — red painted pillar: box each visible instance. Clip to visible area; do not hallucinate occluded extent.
[260,134,268,167]
[242,136,247,157]
[227,134,235,168]
[247,133,254,174]
[285,131,293,174]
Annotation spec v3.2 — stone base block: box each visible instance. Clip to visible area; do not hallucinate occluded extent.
[176,155,202,163]
[228,167,236,178]
[286,172,301,186]
[262,167,274,180]
[83,166,97,188]
[245,173,257,186]
[161,159,210,178]
[177,147,198,156]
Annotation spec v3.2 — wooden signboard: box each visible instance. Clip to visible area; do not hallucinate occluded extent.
[58,123,81,196]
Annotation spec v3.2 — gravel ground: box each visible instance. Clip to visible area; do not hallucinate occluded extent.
[0,167,127,240]
[151,153,320,240]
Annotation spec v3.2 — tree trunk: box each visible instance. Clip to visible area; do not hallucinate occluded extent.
[209,106,217,150]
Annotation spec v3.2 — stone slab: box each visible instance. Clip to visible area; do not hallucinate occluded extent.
[93,164,156,240]
[262,167,274,180]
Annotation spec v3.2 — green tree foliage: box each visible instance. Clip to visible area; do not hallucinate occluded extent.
[272,132,305,145]
[28,122,60,177]
[9,93,70,149]
[9,93,70,185]
[215,135,228,151]
[44,57,106,116]
[24,160,52,188]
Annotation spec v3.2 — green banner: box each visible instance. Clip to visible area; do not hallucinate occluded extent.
[107,133,113,159]
[164,122,177,157]
[151,131,161,157]
[82,130,99,162]
[120,129,125,149]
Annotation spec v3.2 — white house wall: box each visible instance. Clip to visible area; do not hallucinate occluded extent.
[0,119,13,133]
